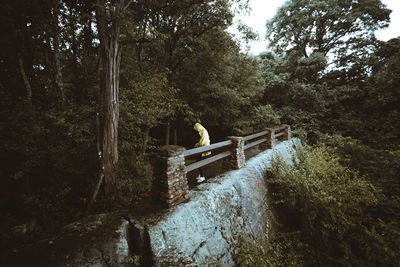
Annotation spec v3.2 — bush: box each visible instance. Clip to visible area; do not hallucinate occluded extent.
[267,145,378,266]
[234,145,400,266]
[0,98,97,229]
[117,150,153,202]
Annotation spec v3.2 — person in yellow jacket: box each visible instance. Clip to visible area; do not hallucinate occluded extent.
[194,123,211,183]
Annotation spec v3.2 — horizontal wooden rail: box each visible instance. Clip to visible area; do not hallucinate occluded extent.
[183,140,232,157]
[155,124,291,207]
[186,151,232,173]
[273,125,287,131]
[243,130,269,141]
[244,138,268,150]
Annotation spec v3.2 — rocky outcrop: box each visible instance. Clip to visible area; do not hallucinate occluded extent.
[4,139,299,267]
[5,214,133,267]
[59,214,131,266]
[141,139,299,266]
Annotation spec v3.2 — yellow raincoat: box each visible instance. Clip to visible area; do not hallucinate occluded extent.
[194,123,211,157]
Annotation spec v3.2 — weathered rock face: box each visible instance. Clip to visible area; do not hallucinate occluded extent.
[5,139,299,267]
[144,139,299,266]
[59,214,131,266]
[4,214,132,267]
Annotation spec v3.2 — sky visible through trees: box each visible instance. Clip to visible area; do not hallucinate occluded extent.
[230,0,400,54]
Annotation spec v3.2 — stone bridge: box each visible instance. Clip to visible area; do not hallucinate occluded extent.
[6,137,300,267]
[142,138,299,266]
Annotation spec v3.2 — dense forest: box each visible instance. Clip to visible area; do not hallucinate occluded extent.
[0,0,399,265]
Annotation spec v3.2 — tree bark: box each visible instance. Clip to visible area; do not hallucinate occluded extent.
[96,0,125,194]
[102,39,121,194]
[174,127,177,145]
[89,104,103,207]
[17,52,32,103]
[90,171,104,206]
[142,126,150,154]
[68,5,79,89]
[165,122,170,145]
[52,1,65,103]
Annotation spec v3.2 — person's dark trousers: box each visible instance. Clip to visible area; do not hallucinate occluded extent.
[197,154,210,177]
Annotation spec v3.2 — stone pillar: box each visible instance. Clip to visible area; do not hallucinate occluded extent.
[227,136,246,169]
[267,129,276,149]
[283,124,291,140]
[153,145,188,207]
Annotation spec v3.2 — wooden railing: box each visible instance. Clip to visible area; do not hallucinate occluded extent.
[184,125,290,173]
[184,140,232,173]
[153,125,291,207]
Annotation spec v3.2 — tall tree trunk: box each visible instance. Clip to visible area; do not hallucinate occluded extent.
[174,127,177,145]
[89,90,104,206]
[102,37,121,194]
[8,5,32,103]
[17,52,32,103]
[142,126,150,154]
[165,122,170,145]
[54,52,65,102]
[96,0,125,194]
[52,1,65,103]
[68,4,81,101]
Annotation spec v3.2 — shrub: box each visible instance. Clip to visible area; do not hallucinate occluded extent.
[234,145,397,266]
[267,145,378,266]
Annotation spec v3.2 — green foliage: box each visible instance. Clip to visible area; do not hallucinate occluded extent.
[1,0,263,229]
[258,1,400,264]
[0,95,97,228]
[267,145,378,265]
[235,231,306,267]
[248,144,398,266]
[120,71,175,128]
[117,151,154,201]
[262,0,393,146]
[260,51,332,144]
[2,1,398,265]
[266,0,390,66]
[125,254,141,266]
[321,135,400,262]
[232,104,281,136]
[174,28,270,139]
[235,145,400,266]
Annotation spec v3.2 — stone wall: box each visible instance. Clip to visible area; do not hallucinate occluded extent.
[7,139,299,266]
[140,139,300,266]
[153,145,189,207]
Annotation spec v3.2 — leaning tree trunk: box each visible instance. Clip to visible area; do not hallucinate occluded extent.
[96,0,125,194]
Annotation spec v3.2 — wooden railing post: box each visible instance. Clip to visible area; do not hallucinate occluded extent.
[227,136,246,169]
[283,124,291,140]
[153,145,188,207]
[267,129,276,149]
